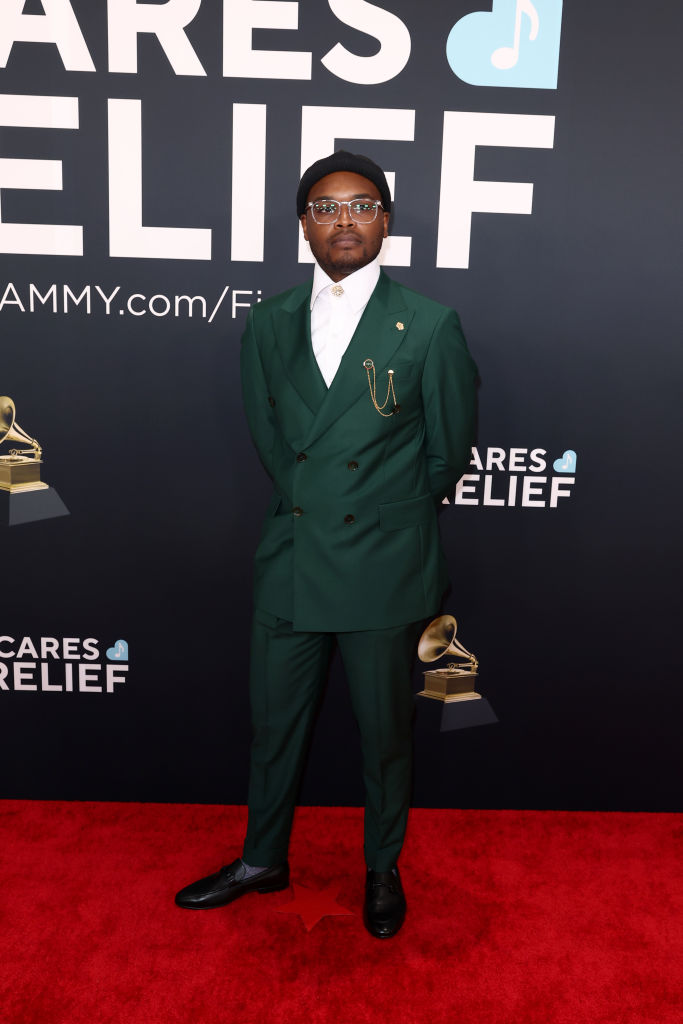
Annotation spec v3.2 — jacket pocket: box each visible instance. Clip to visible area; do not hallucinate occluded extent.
[253,607,282,629]
[378,493,434,531]
[385,360,420,382]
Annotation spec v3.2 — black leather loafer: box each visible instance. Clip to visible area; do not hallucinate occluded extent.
[175,858,289,909]
[363,867,406,938]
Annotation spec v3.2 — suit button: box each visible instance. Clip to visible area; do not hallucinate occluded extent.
[344,514,355,524]
[268,396,276,407]
[296,452,307,463]
[347,460,359,471]
[292,506,304,517]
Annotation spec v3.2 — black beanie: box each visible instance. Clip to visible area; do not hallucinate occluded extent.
[296,150,391,217]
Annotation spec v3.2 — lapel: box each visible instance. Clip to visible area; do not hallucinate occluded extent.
[274,282,328,415]
[303,271,415,448]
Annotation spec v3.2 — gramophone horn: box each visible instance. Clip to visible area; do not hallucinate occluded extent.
[0,396,41,454]
[0,397,16,441]
[418,614,476,665]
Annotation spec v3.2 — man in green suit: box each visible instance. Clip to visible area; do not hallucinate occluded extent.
[176,151,477,937]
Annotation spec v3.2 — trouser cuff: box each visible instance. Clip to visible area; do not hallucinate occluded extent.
[242,842,290,867]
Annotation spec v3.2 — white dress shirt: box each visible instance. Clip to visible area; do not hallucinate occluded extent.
[310,258,381,387]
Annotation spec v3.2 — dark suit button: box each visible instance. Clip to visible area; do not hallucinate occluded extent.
[292,506,304,517]
[347,461,359,471]
[296,452,307,463]
[344,514,355,524]
[268,396,276,407]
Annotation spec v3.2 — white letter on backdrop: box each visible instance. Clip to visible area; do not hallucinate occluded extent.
[108,99,211,260]
[298,105,414,266]
[322,0,411,84]
[0,94,82,256]
[0,0,94,71]
[231,104,267,262]
[224,0,311,79]
[108,0,205,75]
[437,111,555,269]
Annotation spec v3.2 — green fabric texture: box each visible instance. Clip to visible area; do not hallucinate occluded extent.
[242,615,423,870]
[240,271,478,633]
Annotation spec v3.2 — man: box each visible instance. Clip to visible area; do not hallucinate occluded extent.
[176,151,477,938]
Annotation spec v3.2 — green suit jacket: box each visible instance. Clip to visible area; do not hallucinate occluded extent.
[240,270,477,632]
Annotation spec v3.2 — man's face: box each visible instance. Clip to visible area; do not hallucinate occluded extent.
[299,171,390,282]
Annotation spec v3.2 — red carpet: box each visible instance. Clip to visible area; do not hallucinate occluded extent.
[1,802,680,1024]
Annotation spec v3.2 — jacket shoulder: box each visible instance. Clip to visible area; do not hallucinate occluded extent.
[382,273,461,324]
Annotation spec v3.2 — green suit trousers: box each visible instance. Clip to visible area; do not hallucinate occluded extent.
[242,611,424,872]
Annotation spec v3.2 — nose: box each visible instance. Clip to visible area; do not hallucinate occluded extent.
[335,201,353,227]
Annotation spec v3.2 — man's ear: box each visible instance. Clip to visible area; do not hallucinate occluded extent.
[382,211,390,238]
[300,214,309,241]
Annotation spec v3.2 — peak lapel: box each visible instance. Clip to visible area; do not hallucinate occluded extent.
[303,272,414,448]
[274,283,328,415]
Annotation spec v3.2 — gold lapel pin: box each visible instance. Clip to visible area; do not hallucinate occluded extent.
[396,321,404,331]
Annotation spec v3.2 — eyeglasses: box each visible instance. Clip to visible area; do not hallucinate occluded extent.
[306,199,384,225]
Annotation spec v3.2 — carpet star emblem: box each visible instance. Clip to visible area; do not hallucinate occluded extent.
[275,882,354,932]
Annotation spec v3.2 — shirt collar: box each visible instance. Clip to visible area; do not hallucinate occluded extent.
[310,258,381,313]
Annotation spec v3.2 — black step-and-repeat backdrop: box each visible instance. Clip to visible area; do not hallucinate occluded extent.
[1,1,680,810]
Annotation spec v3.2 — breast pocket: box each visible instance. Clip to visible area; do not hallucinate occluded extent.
[380,361,422,420]
[386,360,420,384]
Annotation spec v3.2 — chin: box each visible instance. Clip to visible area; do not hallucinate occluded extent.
[327,252,369,276]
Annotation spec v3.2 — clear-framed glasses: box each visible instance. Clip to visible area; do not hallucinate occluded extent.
[306,199,383,224]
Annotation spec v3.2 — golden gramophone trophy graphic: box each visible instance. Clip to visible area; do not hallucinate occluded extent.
[0,396,68,526]
[417,615,497,730]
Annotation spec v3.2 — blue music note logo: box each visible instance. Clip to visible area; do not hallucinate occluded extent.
[106,639,129,661]
[491,0,540,70]
[446,0,563,90]
[552,450,577,473]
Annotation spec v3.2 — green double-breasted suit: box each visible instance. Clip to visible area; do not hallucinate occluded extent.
[239,270,477,869]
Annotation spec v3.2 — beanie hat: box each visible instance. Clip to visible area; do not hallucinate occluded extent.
[296,150,391,217]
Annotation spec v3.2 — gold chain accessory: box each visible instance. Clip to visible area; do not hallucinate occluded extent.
[363,359,399,417]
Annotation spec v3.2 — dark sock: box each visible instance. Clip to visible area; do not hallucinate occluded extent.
[240,859,268,879]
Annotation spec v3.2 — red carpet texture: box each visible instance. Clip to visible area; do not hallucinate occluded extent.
[1,802,681,1024]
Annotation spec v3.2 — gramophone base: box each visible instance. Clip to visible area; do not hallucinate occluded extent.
[418,690,482,703]
[0,457,45,490]
[0,485,69,526]
[420,668,480,702]
[0,481,48,493]
[417,692,498,732]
